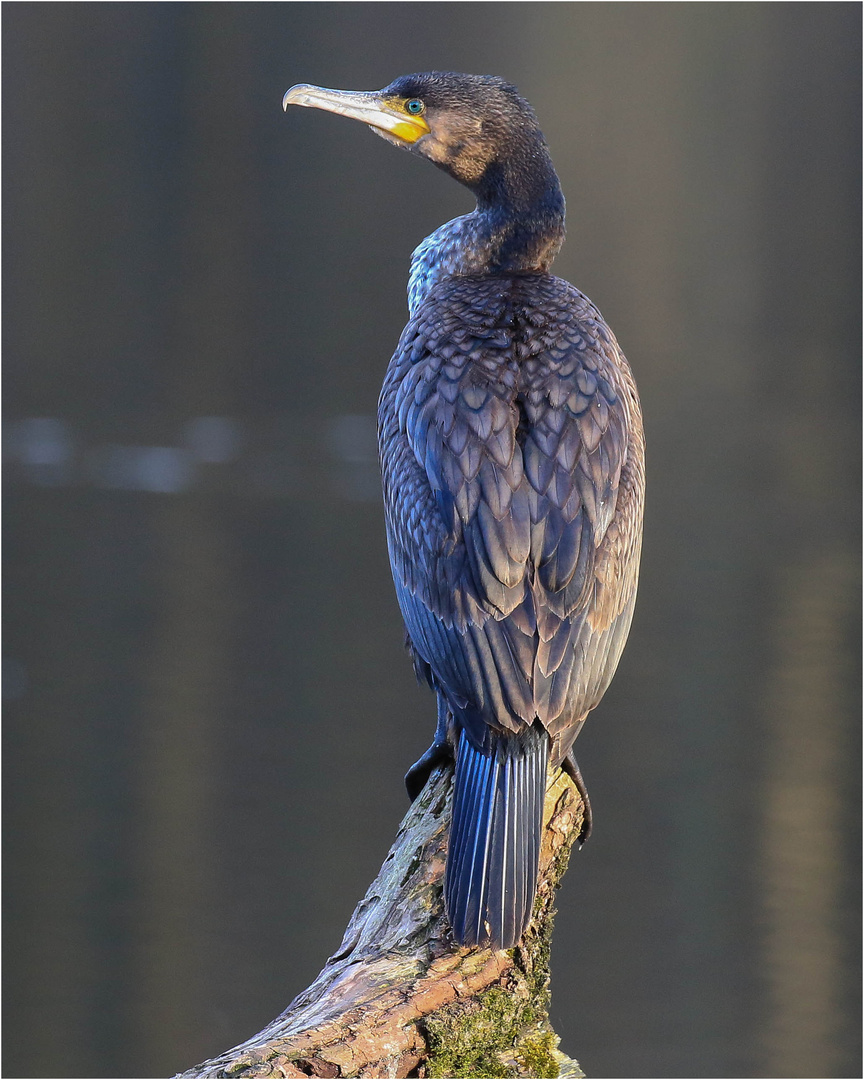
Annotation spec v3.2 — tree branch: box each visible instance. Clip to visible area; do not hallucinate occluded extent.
[176,765,586,1079]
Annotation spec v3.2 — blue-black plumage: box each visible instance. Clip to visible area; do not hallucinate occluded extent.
[447,724,548,948]
[284,72,644,950]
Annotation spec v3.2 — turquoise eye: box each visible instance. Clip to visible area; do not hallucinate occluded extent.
[406,98,424,115]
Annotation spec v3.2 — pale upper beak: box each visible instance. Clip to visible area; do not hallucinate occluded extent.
[282,84,430,144]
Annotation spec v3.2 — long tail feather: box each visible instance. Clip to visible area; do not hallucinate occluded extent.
[445,723,548,948]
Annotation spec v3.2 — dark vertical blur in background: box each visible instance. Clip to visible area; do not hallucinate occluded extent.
[3,4,860,1078]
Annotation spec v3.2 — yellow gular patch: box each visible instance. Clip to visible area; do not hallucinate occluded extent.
[391,119,430,143]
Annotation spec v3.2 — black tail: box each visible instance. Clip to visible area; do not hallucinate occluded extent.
[445,723,549,949]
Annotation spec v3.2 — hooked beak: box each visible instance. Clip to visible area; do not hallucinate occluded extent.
[282,84,430,144]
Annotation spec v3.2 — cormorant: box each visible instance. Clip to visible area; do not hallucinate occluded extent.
[283,73,644,950]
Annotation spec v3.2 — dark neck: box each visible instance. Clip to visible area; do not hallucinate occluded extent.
[407,142,566,313]
[469,143,566,274]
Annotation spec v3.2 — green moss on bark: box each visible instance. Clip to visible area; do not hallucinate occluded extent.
[517,1030,560,1078]
[424,986,563,1079]
[424,988,521,1078]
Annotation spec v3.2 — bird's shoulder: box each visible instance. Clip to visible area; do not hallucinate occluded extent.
[388,271,633,395]
[380,272,639,491]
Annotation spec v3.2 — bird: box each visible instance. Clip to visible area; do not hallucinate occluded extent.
[283,72,644,950]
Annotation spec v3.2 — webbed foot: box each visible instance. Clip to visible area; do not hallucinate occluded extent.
[562,749,593,845]
[405,740,453,802]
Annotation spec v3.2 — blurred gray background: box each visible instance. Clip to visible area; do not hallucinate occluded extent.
[3,4,860,1078]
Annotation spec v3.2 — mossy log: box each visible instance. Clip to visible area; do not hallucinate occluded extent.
[176,766,586,1080]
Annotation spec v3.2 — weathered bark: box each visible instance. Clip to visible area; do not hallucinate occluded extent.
[176,765,586,1079]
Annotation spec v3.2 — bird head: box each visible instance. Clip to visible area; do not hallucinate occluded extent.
[283,72,556,208]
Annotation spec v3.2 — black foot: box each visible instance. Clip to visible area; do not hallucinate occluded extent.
[562,750,593,845]
[405,741,453,802]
